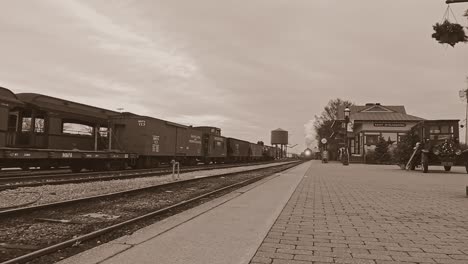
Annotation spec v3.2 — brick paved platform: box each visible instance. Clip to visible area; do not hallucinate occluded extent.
[250,161,468,264]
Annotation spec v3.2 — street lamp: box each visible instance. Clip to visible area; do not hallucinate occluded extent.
[343,106,351,165]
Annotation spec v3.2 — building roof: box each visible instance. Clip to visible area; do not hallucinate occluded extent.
[337,103,425,121]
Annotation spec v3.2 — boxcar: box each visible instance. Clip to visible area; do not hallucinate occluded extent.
[112,113,203,168]
[250,143,263,161]
[227,137,250,162]
[194,126,227,164]
[262,145,276,160]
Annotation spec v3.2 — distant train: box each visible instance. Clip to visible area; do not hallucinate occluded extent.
[300,148,319,160]
[0,87,280,172]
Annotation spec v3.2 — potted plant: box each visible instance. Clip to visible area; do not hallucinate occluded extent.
[432,20,467,47]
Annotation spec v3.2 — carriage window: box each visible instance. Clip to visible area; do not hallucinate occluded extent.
[99,127,108,137]
[21,117,44,133]
[62,122,93,136]
[34,118,45,133]
[21,118,32,132]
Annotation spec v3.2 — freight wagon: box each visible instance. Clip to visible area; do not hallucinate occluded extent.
[194,126,227,164]
[226,137,251,162]
[249,142,264,161]
[111,113,203,168]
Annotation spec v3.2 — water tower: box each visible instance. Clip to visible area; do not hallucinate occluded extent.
[271,128,288,159]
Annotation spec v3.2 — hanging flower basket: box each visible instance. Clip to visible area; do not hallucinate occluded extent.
[432,19,468,47]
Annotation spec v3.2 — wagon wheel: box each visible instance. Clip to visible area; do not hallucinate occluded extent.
[444,166,452,172]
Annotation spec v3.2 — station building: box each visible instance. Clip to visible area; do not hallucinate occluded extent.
[331,103,425,162]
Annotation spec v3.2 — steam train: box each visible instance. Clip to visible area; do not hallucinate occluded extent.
[0,87,279,172]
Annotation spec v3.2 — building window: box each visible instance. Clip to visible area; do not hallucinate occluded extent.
[398,134,407,143]
[353,135,360,154]
[440,125,450,134]
[381,132,397,144]
[430,126,440,134]
[365,135,379,145]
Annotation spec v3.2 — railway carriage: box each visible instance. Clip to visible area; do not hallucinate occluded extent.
[0,87,136,171]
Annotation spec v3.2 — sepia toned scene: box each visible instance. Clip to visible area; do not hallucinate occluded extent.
[1,1,468,263]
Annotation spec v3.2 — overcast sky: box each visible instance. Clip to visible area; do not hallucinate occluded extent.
[1,0,467,152]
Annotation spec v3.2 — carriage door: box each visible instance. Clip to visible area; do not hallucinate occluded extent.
[6,110,20,146]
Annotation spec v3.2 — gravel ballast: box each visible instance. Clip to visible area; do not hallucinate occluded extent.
[0,161,294,211]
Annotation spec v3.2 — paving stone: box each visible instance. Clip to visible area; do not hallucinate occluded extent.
[334,258,377,264]
[251,256,273,264]
[255,252,294,260]
[293,254,334,262]
[249,162,468,264]
[271,260,314,264]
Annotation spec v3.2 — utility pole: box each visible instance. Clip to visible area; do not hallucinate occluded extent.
[465,95,468,144]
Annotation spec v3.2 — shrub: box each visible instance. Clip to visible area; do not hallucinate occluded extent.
[374,137,392,164]
[365,150,377,164]
[393,126,421,167]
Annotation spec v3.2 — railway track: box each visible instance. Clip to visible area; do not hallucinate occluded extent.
[0,160,285,190]
[0,161,302,264]
[0,168,70,178]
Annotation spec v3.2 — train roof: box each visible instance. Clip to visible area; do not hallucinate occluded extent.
[0,87,25,106]
[16,93,120,122]
[114,112,191,129]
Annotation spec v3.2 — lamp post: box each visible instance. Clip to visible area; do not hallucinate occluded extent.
[343,106,350,165]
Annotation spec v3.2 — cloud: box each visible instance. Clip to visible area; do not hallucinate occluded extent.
[165,114,230,127]
[48,0,198,79]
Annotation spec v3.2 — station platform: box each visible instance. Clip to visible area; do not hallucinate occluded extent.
[59,161,468,264]
[58,161,311,264]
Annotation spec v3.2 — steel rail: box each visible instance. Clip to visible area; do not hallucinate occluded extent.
[0,160,283,190]
[0,162,301,264]
[0,161,301,216]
